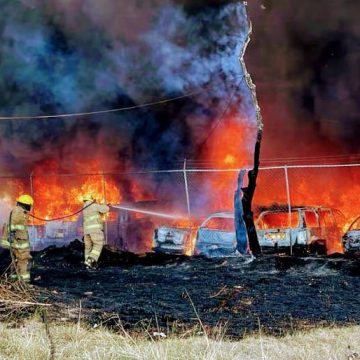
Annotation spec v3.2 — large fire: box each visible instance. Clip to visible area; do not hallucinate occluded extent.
[0,160,122,225]
[1,114,358,254]
[204,115,255,169]
[201,114,360,233]
[30,161,122,224]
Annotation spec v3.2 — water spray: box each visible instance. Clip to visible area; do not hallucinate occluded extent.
[110,205,185,220]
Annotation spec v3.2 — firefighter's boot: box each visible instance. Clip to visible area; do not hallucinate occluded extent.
[84,256,98,270]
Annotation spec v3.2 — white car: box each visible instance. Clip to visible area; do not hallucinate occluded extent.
[343,216,360,251]
[256,206,344,255]
[194,212,238,257]
[153,226,193,255]
[153,213,236,257]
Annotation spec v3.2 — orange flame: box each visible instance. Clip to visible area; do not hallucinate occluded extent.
[202,113,359,236]
[31,160,122,224]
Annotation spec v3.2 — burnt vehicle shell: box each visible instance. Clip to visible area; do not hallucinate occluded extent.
[256,206,344,255]
[153,213,237,257]
[106,209,154,254]
[153,227,192,255]
[343,215,360,251]
[194,207,344,257]
[194,212,238,258]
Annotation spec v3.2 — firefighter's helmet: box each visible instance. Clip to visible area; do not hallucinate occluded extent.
[82,193,94,202]
[17,194,34,206]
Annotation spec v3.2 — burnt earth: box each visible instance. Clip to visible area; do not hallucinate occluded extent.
[1,241,360,337]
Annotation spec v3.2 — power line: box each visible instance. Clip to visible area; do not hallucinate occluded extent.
[0,89,206,120]
[0,71,244,121]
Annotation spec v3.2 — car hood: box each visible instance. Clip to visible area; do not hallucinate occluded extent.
[197,228,235,244]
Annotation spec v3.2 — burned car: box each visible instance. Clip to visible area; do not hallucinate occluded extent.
[343,215,360,252]
[107,204,156,254]
[154,212,237,257]
[153,217,200,255]
[194,207,344,256]
[194,212,238,257]
[256,206,344,255]
[153,226,192,255]
[154,206,344,258]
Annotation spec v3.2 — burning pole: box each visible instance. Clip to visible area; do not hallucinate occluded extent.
[235,2,263,254]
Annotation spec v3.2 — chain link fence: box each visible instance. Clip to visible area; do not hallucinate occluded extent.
[0,163,358,252]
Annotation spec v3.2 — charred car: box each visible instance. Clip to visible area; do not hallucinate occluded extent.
[194,207,344,256]
[343,215,360,252]
[153,212,237,257]
[107,202,158,254]
[153,217,200,255]
[256,206,344,255]
[194,212,238,257]
[153,226,193,255]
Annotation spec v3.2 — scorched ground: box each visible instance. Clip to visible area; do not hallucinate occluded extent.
[1,241,359,338]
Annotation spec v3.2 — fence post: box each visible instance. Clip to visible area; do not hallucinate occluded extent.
[284,165,292,255]
[102,172,108,245]
[183,159,191,220]
[30,172,35,251]
[183,159,192,253]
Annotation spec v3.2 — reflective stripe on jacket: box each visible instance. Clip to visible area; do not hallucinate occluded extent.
[10,206,29,240]
[11,241,30,250]
[10,224,26,231]
[0,236,30,250]
[83,201,110,235]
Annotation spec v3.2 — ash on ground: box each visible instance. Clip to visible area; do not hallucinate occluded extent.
[1,240,359,337]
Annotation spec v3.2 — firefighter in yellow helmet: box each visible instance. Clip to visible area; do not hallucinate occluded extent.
[82,194,109,268]
[4,195,34,282]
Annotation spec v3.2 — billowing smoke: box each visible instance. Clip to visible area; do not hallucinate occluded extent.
[248,0,360,160]
[0,0,255,176]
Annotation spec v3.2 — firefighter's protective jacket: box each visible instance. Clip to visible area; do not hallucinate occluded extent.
[10,206,29,240]
[83,201,109,235]
[1,205,30,250]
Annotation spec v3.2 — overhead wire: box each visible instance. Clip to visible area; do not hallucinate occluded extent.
[0,71,244,121]
[0,90,205,120]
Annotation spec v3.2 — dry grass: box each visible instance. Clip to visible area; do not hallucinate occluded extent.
[0,278,51,318]
[0,321,359,360]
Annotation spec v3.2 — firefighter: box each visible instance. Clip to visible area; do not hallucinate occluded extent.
[5,194,34,282]
[82,194,109,269]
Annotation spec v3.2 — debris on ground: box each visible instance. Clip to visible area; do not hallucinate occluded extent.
[1,241,359,337]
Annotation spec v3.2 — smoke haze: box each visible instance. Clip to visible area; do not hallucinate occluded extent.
[0,0,254,175]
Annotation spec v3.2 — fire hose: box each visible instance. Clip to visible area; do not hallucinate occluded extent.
[28,201,96,222]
